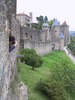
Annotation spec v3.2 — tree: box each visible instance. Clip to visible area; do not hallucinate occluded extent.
[48,18,55,27]
[68,37,75,55]
[20,48,43,70]
[44,16,48,23]
[36,15,44,29]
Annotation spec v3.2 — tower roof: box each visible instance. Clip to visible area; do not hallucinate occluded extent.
[59,32,64,39]
[62,21,67,26]
[42,23,49,27]
[52,19,59,26]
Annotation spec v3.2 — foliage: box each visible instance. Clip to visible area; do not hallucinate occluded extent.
[68,37,75,55]
[36,15,44,29]
[20,48,43,70]
[36,15,49,29]
[48,18,55,27]
[37,79,68,100]
[19,51,75,100]
[51,61,75,94]
[44,16,48,23]
[37,60,75,100]
[33,16,55,29]
[32,23,39,29]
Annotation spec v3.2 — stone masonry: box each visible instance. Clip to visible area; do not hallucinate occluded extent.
[0,0,28,100]
[20,20,69,55]
[0,0,69,99]
[0,0,9,99]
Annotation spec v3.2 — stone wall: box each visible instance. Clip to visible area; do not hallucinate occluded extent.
[59,39,64,51]
[0,1,20,99]
[0,0,9,99]
[7,15,21,100]
[21,27,40,42]
[21,26,64,55]
[24,40,52,56]
[5,0,16,26]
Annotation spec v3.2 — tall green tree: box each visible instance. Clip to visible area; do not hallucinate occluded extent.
[44,16,48,23]
[20,48,43,70]
[48,18,55,27]
[36,15,44,29]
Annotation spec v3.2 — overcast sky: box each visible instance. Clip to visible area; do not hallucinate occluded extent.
[17,0,75,31]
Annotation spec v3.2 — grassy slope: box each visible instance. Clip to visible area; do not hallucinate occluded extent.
[19,51,75,100]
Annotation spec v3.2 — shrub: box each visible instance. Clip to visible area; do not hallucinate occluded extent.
[51,61,75,94]
[37,61,75,99]
[20,48,43,70]
[37,79,68,100]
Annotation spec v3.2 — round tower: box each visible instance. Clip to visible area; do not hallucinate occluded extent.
[60,21,69,46]
[59,32,64,50]
[52,19,60,39]
[42,23,49,31]
[42,23,51,41]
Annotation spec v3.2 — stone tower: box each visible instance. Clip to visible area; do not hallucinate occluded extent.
[60,21,69,46]
[42,23,51,41]
[59,32,64,50]
[52,19,60,40]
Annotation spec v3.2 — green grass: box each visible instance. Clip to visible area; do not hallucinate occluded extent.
[19,51,75,100]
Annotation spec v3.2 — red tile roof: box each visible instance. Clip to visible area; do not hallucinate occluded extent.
[16,13,30,18]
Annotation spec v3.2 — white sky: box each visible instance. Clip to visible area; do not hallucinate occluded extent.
[17,0,75,31]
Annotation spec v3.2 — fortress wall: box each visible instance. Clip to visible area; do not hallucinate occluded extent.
[24,39,31,49]
[21,27,40,41]
[59,39,64,51]
[0,1,20,99]
[5,0,16,26]
[21,27,52,55]
[24,40,52,56]
[7,16,20,100]
[33,42,52,56]
[0,1,10,99]
[52,41,60,50]
[11,16,20,50]
[55,42,60,50]
[40,31,46,42]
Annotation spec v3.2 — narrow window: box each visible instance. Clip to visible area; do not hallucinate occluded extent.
[25,33,28,37]
[30,35,32,40]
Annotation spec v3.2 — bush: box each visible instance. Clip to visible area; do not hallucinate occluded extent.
[37,79,68,100]
[20,48,43,70]
[51,62,75,94]
[37,61,75,99]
